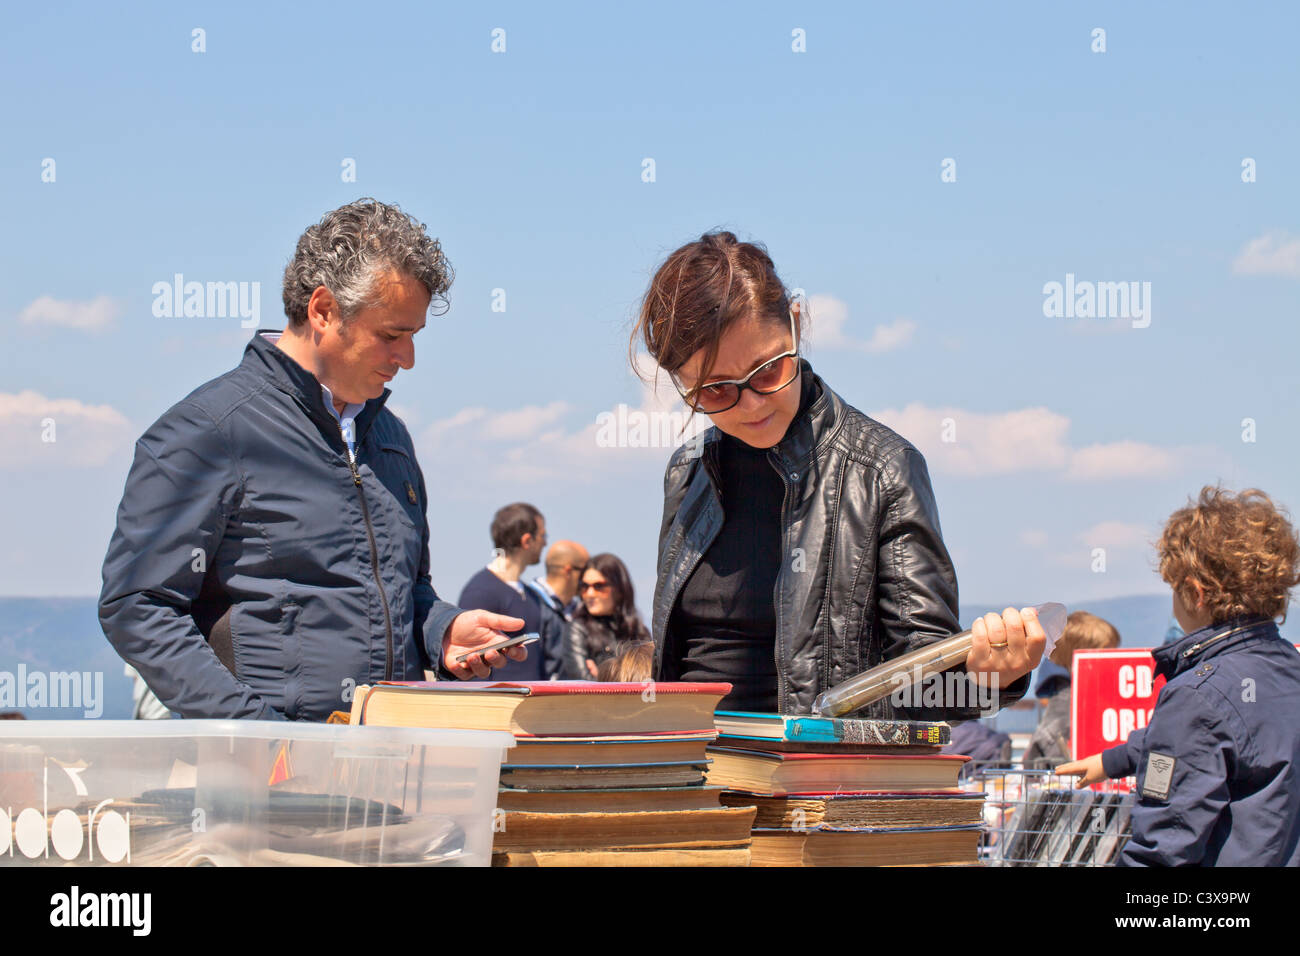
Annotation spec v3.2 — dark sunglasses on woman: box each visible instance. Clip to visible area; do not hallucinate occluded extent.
[671,308,800,414]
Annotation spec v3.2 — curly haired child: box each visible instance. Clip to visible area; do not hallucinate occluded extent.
[1058,485,1300,866]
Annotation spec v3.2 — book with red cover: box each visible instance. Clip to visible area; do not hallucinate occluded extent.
[351,680,731,737]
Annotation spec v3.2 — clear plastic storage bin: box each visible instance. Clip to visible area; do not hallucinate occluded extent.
[0,721,512,867]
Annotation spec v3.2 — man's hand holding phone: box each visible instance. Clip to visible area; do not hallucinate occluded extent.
[443,610,530,679]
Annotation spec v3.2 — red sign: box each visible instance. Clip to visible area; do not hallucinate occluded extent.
[1071,649,1166,762]
[1070,643,1300,763]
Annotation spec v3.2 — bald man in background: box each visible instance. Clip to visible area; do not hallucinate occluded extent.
[527,541,589,621]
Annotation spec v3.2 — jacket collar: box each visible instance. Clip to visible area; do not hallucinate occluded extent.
[772,359,836,471]
[700,358,838,483]
[1152,614,1279,680]
[243,330,392,446]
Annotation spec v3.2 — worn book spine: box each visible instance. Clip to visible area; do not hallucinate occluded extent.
[789,717,950,746]
[716,713,951,746]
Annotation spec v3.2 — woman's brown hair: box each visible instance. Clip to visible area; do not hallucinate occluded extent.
[631,231,798,401]
[1157,485,1300,624]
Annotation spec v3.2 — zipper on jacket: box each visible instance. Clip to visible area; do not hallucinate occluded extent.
[342,426,395,683]
[658,537,713,678]
[1180,619,1261,660]
[771,450,794,714]
[657,458,723,677]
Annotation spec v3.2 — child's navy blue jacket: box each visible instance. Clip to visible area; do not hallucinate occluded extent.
[1101,616,1300,866]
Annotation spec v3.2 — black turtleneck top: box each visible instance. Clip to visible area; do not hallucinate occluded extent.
[663,376,819,712]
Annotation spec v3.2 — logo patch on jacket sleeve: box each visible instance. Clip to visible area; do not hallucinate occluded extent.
[1141,752,1176,800]
[405,481,418,505]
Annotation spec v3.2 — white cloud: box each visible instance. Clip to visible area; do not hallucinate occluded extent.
[1077,520,1153,551]
[0,390,134,470]
[416,365,1194,498]
[1232,232,1300,278]
[1019,529,1049,549]
[415,355,707,497]
[386,402,419,431]
[1067,440,1177,480]
[868,403,1071,477]
[868,403,1191,481]
[1017,520,1159,576]
[19,295,120,331]
[1024,520,1154,574]
[806,294,916,354]
[864,318,918,352]
[425,406,487,442]
[481,401,571,441]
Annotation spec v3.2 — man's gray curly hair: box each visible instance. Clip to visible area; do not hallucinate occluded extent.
[282,198,453,327]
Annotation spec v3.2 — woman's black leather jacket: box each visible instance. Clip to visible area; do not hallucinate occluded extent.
[651,360,1030,718]
[563,613,649,679]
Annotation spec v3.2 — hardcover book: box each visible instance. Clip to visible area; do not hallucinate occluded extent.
[351,680,730,736]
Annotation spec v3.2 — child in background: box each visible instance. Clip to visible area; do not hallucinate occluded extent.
[1057,486,1300,865]
[596,641,655,683]
[1022,611,1120,768]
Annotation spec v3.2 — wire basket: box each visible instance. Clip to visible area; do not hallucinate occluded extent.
[965,766,1135,866]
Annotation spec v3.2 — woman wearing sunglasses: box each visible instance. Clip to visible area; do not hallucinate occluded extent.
[564,552,651,678]
[636,231,1045,717]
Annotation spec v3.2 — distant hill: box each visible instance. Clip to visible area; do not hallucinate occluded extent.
[963,593,1175,650]
[963,591,1300,658]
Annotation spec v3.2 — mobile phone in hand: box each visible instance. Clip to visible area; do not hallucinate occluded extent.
[455,633,539,664]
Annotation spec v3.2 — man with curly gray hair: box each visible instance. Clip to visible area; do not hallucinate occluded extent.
[99,199,527,721]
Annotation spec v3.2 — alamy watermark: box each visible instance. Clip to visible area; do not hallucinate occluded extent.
[0,665,103,718]
[1042,273,1150,328]
[151,273,260,328]
[889,666,1000,718]
[50,886,150,935]
[595,404,705,455]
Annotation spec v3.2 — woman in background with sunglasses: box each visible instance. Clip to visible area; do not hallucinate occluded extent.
[635,231,1045,717]
[564,552,650,678]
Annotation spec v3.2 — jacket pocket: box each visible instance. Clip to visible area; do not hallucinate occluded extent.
[374,442,424,583]
[279,601,303,720]
[376,442,423,534]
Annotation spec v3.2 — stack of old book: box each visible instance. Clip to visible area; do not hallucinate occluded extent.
[350,680,756,866]
[707,712,986,866]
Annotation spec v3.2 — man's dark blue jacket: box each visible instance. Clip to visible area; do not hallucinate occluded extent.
[98,331,463,721]
[1101,615,1300,866]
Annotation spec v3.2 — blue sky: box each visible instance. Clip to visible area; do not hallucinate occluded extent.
[2,2,1298,639]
